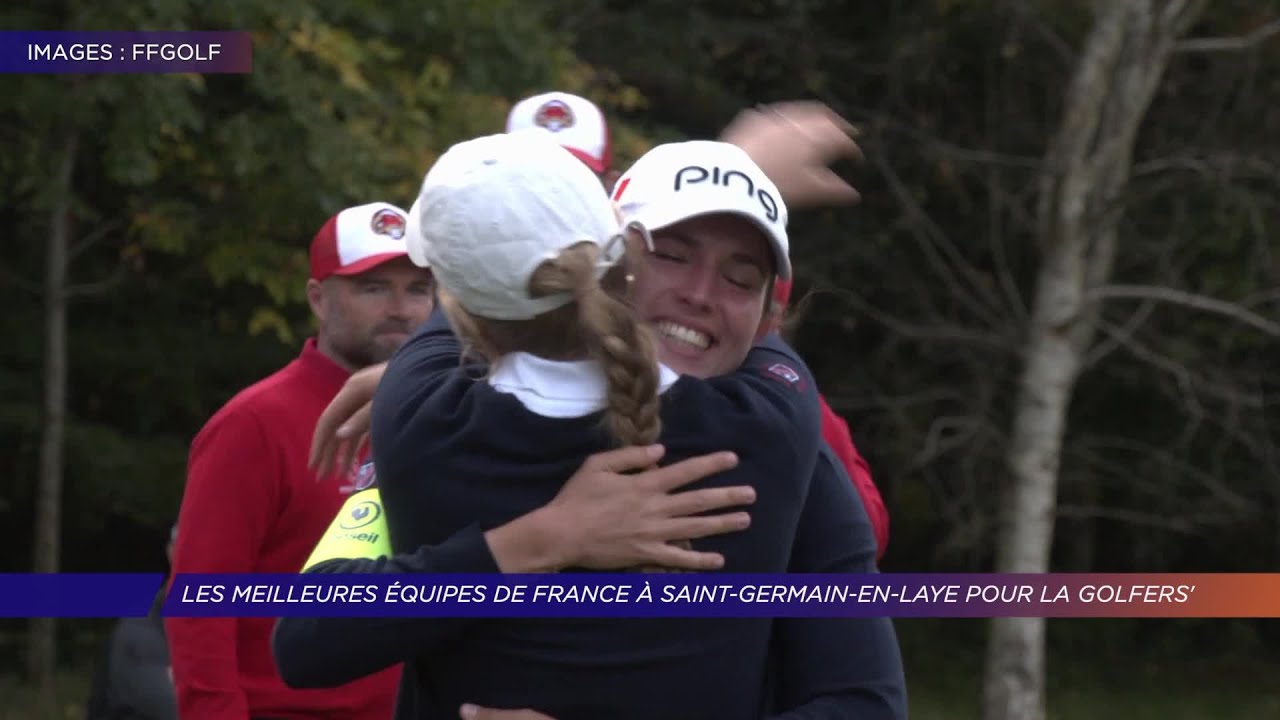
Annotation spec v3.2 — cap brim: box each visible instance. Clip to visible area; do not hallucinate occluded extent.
[330,251,411,277]
[627,205,791,281]
[563,147,606,174]
[405,197,431,268]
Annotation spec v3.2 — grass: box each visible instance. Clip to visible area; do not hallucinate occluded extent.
[899,618,1280,719]
[0,668,91,720]
[907,655,1280,719]
[2,621,1278,719]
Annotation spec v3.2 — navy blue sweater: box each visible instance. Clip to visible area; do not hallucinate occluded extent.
[273,309,906,719]
[376,308,819,720]
[766,444,906,718]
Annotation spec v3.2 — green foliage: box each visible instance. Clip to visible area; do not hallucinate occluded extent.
[1,0,1278,687]
[0,0,634,564]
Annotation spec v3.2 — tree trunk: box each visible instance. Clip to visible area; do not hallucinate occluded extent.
[982,2,1205,720]
[28,130,78,702]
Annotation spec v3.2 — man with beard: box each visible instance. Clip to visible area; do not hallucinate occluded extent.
[166,202,434,720]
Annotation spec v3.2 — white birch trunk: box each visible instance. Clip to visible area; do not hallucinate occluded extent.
[983,2,1206,719]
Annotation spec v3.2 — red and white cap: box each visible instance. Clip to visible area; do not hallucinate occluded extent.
[505,91,612,174]
[309,202,414,281]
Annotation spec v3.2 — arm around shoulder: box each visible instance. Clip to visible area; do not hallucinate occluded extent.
[274,487,581,688]
[275,487,504,689]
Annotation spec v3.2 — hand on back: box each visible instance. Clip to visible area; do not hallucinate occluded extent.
[543,444,752,572]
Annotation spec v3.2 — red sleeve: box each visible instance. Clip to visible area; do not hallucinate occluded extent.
[165,405,280,719]
[818,395,890,562]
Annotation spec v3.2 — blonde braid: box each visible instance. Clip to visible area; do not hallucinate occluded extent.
[446,242,688,571]
[530,245,693,572]
[527,243,662,448]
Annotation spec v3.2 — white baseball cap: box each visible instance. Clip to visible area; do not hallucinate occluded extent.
[309,202,412,280]
[610,140,791,280]
[408,130,625,321]
[505,92,612,174]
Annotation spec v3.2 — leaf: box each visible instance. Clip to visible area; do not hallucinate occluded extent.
[248,306,295,344]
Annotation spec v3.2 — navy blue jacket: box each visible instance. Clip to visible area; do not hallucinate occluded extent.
[273,308,905,719]
[765,444,906,718]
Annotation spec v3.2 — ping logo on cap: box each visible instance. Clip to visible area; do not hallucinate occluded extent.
[673,165,780,223]
[370,208,407,239]
[534,100,576,131]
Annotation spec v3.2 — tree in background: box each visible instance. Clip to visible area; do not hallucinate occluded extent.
[2,0,1279,715]
[0,0,642,705]
[550,0,1280,715]
[986,3,1208,719]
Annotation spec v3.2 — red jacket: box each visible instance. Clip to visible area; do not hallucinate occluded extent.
[774,278,890,560]
[166,339,400,719]
[818,395,889,561]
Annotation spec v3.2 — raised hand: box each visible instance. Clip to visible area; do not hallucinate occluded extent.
[720,100,865,208]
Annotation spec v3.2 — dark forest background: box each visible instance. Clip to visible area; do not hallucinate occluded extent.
[3,1,1279,717]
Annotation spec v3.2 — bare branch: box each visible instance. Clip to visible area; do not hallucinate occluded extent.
[1088,284,1280,336]
[824,388,964,416]
[0,268,40,295]
[1002,0,1076,66]
[1095,319,1263,414]
[66,263,128,299]
[1073,436,1256,515]
[911,414,1002,471]
[1082,299,1156,368]
[1132,152,1280,179]
[1096,319,1206,418]
[1056,504,1238,533]
[982,143,1030,325]
[866,145,1013,330]
[853,110,1043,169]
[1175,18,1280,54]
[825,286,1015,351]
[924,143,1043,170]
[1234,191,1276,283]
[68,221,123,263]
[1241,288,1280,311]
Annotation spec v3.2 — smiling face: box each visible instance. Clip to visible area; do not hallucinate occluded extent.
[627,213,775,378]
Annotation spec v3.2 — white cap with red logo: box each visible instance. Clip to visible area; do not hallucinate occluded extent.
[505,91,612,174]
[309,202,414,281]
